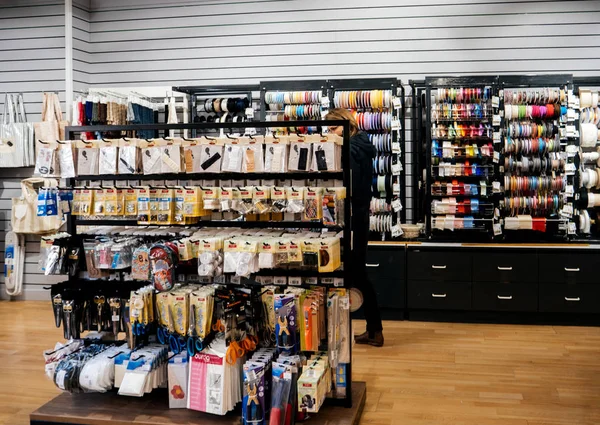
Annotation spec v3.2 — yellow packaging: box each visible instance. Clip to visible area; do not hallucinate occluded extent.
[183,187,202,217]
[103,188,119,216]
[317,237,341,273]
[303,187,324,221]
[157,188,174,225]
[149,188,159,224]
[156,292,170,328]
[168,292,189,337]
[136,186,151,224]
[93,188,105,216]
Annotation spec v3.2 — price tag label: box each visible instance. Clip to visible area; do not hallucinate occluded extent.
[274,276,287,286]
[321,97,330,108]
[480,182,487,197]
[245,127,257,136]
[391,224,403,238]
[230,276,241,285]
[392,162,402,175]
[565,185,574,195]
[391,198,402,212]
[305,277,318,285]
[288,277,302,286]
[392,97,401,108]
[391,142,401,153]
[493,223,502,236]
[491,96,500,108]
[563,203,574,215]
[392,182,400,194]
[245,108,254,118]
[492,115,501,126]
[321,278,334,285]
[568,222,577,235]
[492,181,501,192]
[493,151,500,163]
[391,119,401,131]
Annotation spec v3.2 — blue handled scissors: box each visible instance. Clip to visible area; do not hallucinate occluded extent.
[187,337,204,357]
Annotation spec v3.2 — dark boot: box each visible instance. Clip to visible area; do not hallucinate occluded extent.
[355,331,384,347]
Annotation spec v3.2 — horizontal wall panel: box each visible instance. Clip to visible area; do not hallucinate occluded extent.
[89,0,580,16]
[0,26,64,40]
[1,48,66,61]
[0,59,66,72]
[0,3,63,18]
[0,14,63,29]
[86,23,600,53]
[88,59,600,85]
[0,37,65,51]
[86,35,600,63]
[88,13,600,44]
[88,48,600,74]
[88,1,597,31]
[0,70,64,83]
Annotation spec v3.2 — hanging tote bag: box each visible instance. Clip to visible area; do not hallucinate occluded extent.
[0,93,34,167]
[11,178,64,234]
[34,92,69,142]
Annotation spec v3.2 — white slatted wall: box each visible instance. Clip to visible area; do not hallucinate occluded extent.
[84,0,600,223]
[0,0,67,300]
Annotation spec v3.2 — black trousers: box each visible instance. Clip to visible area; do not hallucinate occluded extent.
[351,206,383,333]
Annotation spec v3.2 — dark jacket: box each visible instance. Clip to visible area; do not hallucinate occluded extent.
[350,131,376,210]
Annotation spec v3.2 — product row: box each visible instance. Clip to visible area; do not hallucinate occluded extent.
[70,186,345,226]
[332,90,393,110]
[198,97,251,114]
[432,87,493,103]
[34,135,344,178]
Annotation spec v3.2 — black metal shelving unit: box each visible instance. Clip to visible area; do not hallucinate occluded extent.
[409,79,427,225]
[65,119,356,409]
[329,78,405,239]
[424,76,501,239]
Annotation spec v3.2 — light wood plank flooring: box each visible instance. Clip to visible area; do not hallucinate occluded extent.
[1,301,599,425]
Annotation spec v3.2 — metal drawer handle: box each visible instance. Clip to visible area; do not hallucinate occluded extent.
[497,266,513,271]
[497,295,513,300]
[365,263,380,268]
[431,293,447,298]
[564,267,580,272]
[565,297,581,302]
[431,265,447,269]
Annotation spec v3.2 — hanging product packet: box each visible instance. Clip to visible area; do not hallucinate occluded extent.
[118,138,141,174]
[98,140,119,175]
[140,140,162,175]
[253,186,271,215]
[57,141,76,178]
[288,134,312,172]
[222,138,244,172]
[160,138,184,173]
[311,134,341,172]
[34,141,58,177]
[303,187,324,222]
[198,137,224,172]
[182,138,203,173]
[75,140,99,176]
[241,135,265,173]
[264,135,289,173]
[136,186,151,224]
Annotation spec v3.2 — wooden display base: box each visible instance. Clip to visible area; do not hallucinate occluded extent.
[30,382,366,425]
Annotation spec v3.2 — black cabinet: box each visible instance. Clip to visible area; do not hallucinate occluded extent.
[539,253,598,284]
[473,282,538,312]
[407,250,471,281]
[408,280,472,310]
[539,283,600,313]
[365,245,405,311]
[473,252,538,284]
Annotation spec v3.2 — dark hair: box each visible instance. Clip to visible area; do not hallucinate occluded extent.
[325,108,358,136]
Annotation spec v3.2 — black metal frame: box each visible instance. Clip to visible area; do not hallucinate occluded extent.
[328,78,406,236]
[424,76,500,238]
[64,119,355,409]
[173,85,260,138]
[409,80,426,224]
[259,80,328,122]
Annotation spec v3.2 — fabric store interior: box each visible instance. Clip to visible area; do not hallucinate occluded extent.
[1,1,599,424]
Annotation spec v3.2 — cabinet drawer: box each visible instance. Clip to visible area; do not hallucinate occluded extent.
[473,252,537,283]
[473,282,538,312]
[407,250,471,281]
[539,253,597,284]
[373,278,405,310]
[407,280,471,310]
[366,246,405,280]
[539,283,600,314]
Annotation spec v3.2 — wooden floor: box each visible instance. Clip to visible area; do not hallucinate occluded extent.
[1,302,600,425]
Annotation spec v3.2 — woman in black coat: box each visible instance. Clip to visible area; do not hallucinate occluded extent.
[326,108,384,347]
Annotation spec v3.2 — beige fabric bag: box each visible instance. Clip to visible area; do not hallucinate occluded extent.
[11,178,64,234]
[34,92,69,142]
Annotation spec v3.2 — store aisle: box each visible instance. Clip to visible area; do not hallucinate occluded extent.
[1,302,599,425]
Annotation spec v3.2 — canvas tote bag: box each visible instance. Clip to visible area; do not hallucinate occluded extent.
[34,92,69,142]
[11,178,64,234]
[0,93,35,167]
